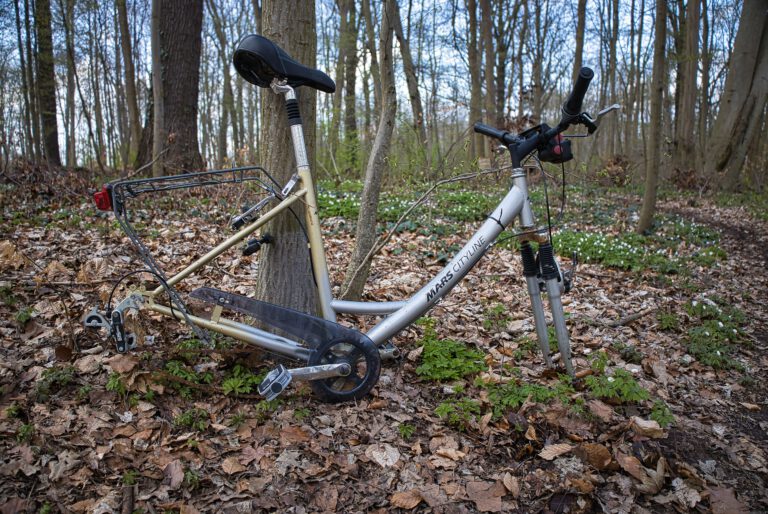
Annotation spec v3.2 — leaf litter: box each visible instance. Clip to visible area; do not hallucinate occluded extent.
[0,171,766,512]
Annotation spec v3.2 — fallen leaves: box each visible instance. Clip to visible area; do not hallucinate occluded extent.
[538,443,574,461]
[390,489,423,509]
[364,443,401,468]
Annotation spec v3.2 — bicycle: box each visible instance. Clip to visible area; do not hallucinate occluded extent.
[85,34,619,403]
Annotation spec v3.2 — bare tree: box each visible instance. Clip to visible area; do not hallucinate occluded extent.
[254,0,320,314]
[35,0,61,166]
[637,0,667,233]
[117,0,141,163]
[705,0,768,191]
[342,0,397,300]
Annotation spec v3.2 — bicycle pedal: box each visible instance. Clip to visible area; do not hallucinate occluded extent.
[258,364,292,401]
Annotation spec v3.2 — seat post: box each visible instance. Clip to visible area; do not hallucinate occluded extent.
[270,79,309,173]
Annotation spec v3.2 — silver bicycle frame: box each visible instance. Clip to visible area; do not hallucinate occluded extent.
[123,82,571,373]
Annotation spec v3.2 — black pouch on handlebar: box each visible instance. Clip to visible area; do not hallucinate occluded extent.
[539,134,573,164]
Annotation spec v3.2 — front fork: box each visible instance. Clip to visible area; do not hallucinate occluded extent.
[520,240,577,376]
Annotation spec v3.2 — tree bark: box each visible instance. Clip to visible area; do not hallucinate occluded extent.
[329,0,349,165]
[572,0,587,85]
[341,0,397,300]
[342,0,359,171]
[117,0,142,164]
[14,0,34,161]
[673,0,700,173]
[24,0,42,163]
[637,0,667,234]
[705,0,768,191]
[34,0,61,166]
[152,0,205,175]
[467,0,483,158]
[393,0,428,152]
[254,0,319,314]
[361,0,381,118]
[480,0,495,157]
[150,0,164,176]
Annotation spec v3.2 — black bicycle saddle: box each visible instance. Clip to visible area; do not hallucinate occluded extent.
[233,34,335,94]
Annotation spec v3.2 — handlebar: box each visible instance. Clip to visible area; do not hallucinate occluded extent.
[473,66,595,166]
[473,123,516,146]
[562,67,594,117]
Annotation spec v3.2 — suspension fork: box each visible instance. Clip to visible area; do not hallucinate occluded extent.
[520,240,574,376]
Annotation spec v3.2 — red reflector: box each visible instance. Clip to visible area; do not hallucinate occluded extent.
[93,186,112,211]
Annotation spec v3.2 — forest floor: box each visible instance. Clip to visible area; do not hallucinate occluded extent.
[1,164,767,513]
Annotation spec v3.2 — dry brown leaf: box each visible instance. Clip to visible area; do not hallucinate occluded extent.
[539,443,573,461]
[708,487,749,514]
[106,354,139,374]
[466,480,505,512]
[365,443,400,468]
[279,425,311,444]
[502,472,520,498]
[222,456,245,475]
[615,452,648,482]
[435,447,465,461]
[575,443,612,470]
[636,457,666,494]
[0,241,24,271]
[587,399,615,423]
[390,489,423,509]
[630,417,665,438]
[164,460,184,489]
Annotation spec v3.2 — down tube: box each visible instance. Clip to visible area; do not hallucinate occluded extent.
[366,186,526,345]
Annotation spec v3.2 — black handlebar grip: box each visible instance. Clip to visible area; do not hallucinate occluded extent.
[473,122,506,140]
[563,67,594,116]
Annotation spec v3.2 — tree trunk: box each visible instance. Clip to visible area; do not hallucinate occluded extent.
[705,0,768,191]
[480,0,495,157]
[467,0,483,158]
[24,0,42,163]
[393,0,428,153]
[572,0,587,85]
[117,0,142,164]
[34,0,61,166]
[342,0,359,171]
[152,0,205,175]
[14,0,34,161]
[254,0,319,314]
[699,0,710,152]
[151,0,164,176]
[361,0,381,118]
[207,0,236,168]
[341,0,397,300]
[637,0,667,234]
[329,0,348,165]
[673,0,699,173]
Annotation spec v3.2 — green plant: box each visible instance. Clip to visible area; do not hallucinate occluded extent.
[184,469,201,490]
[614,342,643,364]
[222,365,263,396]
[293,407,311,421]
[106,372,127,398]
[684,298,745,370]
[228,413,246,428]
[590,351,609,374]
[483,376,575,419]
[435,397,481,430]
[35,366,76,400]
[0,286,16,306]
[76,385,93,401]
[122,469,138,486]
[6,403,22,419]
[398,423,416,440]
[416,319,485,381]
[15,306,35,324]
[585,370,649,403]
[39,502,53,514]
[16,423,34,443]
[165,360,214,398]
[657,311,679,331]
[174,408,209,432]
[650,400,674,428]
[483,303,510,332]
[254,399,281,421]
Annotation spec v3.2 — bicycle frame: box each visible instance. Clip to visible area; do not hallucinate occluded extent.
[112,81,572,374]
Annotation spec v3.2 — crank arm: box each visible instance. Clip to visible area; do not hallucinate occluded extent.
[258,363,351,401]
